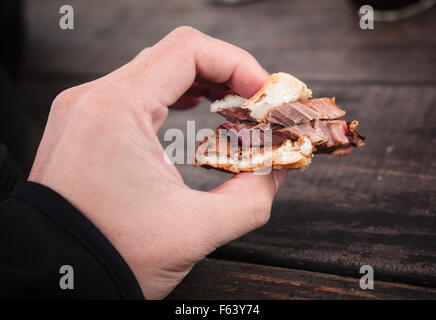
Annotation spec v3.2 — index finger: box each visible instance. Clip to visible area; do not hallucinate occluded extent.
[127,26,269,109]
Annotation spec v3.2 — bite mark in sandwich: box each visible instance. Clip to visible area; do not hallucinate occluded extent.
[194,72,365,173]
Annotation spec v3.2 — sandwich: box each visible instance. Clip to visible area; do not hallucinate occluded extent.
[194,72,365,173]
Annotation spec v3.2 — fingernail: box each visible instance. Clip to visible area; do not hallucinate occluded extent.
[272,169,287,193]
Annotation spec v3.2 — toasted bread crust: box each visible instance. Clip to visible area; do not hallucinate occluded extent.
[211,73,312,122]
[194,135,313,173]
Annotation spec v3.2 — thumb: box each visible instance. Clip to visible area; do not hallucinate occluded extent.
[202,170,287,246]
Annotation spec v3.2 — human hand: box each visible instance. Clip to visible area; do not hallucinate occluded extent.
[29,27,287,299]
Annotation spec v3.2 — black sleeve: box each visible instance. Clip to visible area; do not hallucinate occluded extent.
[0,181,144,299]
[0,144,21,200]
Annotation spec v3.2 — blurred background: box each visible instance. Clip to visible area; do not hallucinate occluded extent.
[2,0,436,298]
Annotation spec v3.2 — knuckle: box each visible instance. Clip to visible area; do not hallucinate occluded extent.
[170,26,201,41]
[75,89,111,117]
[51,87,77,110]
[239,48,251,57]
[136,46,152,60]
[241,49,257,64]
[69,91,112,131]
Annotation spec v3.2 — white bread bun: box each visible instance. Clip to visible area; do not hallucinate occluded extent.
[210,94,245,111]
[194,135,313,173]
[211,72,312,122]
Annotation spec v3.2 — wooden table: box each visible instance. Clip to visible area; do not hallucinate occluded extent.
[21,0,436,299]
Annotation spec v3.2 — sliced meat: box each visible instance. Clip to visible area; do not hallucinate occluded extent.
[218,122,288,148]
[217,107,256,123]
[317,120,349,149]
[315,120,365,154]
[216,119,365,157]
[219,122,267,147]
[266,98,346,126]
[304,98,346,119]
[219,122,256,147]
[277,122,329,145]
[266,102,322,126]
[216,97,346,126]
[219,122,255,132]
[347,120,366,148]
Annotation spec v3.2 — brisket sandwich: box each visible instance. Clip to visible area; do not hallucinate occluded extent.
[194,73,365,173]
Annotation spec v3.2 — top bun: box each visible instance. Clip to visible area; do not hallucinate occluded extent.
[211,72,312,122]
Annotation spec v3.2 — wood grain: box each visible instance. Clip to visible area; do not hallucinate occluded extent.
[168,258,436,299]
[206,83,436,288]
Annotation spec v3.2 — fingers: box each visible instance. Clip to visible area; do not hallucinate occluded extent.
[193,34,269,98]
[197,170,287,247]
[125,26,268,114]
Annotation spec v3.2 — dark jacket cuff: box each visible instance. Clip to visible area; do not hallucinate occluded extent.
[1,181,144,299]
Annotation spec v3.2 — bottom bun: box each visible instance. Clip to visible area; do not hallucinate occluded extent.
[194,135,313,173]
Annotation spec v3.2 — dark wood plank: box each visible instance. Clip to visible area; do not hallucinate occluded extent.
[168,258,436,299]
[23,0,436,81]
[206,83,436,288]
